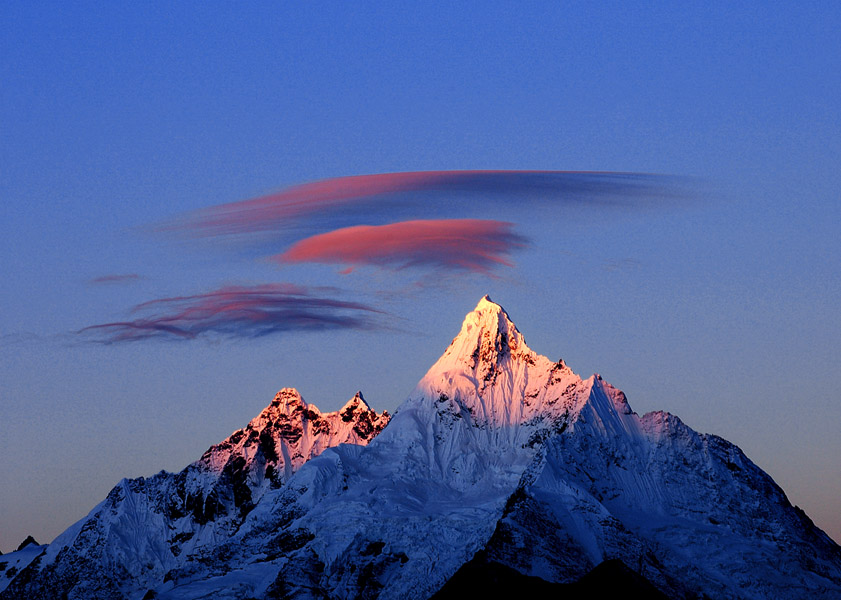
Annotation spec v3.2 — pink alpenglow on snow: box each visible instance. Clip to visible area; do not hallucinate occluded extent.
[273,219,527,274]
[78,283,384,343]
[167,170,671,237]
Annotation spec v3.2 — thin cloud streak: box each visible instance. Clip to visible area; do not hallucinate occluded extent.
[88,274,143,285]
[78,284,385,343]
[166,170,678,237]
[273,219,527,274]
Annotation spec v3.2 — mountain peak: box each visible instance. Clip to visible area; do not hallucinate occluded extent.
[269,387,309,412]
[342,390,369,410]
[198,387,390,484]
[470,294,509,323]
[409,297,585,430]
[475,293,496,308]
[15,536,40,552]
[409,296,569,430]
[434,295,535,373]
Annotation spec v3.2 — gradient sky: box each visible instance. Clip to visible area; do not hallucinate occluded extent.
[2,2,840,552]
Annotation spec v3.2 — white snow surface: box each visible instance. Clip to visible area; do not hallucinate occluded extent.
[0,543,46,593]
[3,296,840,599]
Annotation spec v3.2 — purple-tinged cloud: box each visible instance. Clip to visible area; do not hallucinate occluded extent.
[78,284,384,343]
[273,219,527,274]
[165,170,677,237]
[88,274,142,285]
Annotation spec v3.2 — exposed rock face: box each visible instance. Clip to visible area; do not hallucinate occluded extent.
[198,388,389,499]
[4,296,841,599]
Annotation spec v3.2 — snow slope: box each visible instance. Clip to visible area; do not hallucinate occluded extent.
[0,539,46,594]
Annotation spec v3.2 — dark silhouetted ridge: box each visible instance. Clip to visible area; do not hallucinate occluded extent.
[432,552,669,600]
[15,537,39,552]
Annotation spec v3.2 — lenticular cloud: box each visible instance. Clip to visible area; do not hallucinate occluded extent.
[166,170,673,238]
[273,219,527,274]
[79,284,383,343]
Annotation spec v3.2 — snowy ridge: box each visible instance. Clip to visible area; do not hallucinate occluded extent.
[0,540,46,594]
[1,389,389,600]
[4,296,841,599]
[199,388,389,486]
[486,402,841,598]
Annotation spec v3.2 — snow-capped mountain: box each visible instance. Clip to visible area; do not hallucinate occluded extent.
[4,296,840,599]
[0,537,46,595]
[1,390,389,599]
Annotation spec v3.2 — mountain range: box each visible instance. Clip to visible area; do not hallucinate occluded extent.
[2,296,839,599]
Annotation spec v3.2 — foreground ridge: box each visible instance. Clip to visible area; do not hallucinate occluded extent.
[3,297,840,600]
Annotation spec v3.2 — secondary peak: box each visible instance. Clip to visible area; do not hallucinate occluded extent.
[342,391,371,410]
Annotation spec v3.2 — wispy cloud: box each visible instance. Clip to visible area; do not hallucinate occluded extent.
[0,332,46,346]
[78,284,385,343]
[164,170,678,238]
[601,258,642,272]
[88,273,143,285]
[273,219,527,274]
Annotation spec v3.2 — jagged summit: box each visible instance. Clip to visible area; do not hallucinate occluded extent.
[242,388,380,433]
[433,295,538,374]
[475,293,496,308]
[410,296,580,431]
[268,387,307,410]
[200,388,389,479]
[15,536,40,552]
[341,390,371,410]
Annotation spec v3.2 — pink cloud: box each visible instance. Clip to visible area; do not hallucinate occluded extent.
[175,171,438,235]
[272,219,527,274]
[166,170,668,237]
[78,283,384,343]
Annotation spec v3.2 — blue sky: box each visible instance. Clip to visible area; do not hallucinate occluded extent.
[2,2,840,551]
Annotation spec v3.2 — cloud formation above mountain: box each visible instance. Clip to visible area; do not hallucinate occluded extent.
[90,170,684,343]
[79,284,384,343]
[273,219,526,274]
[165,170,674,239]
